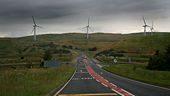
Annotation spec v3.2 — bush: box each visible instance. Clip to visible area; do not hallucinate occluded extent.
[147,45,170,71]
[62,45,67,48]
[53,49,70,54]
[43,50,52,60]
[96,48,123,57]
[88,47,98,51]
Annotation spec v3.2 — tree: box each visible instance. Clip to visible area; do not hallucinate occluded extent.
[155,50,159,55]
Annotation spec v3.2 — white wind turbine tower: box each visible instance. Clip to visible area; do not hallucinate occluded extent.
[87,17,94,39]
[150,21,154,35]
[86,17,90,39]
[142,16,150,36]
[32,16,41,41]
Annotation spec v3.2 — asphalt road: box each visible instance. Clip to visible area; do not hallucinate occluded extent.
[57,56,119,96]
[56,54,170,96]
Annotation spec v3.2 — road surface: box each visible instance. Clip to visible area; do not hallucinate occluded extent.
[56,54,170,96]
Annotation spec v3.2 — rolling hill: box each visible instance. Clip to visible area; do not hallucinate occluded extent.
[112,34,170,54]
[0,32,170,59]
[0,33,127,57]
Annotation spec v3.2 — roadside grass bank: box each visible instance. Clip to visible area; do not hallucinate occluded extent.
[0,64,75,96]
[103,64,170,88]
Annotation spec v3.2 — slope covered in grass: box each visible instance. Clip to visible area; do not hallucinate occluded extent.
[0,64,75,96]
[113,34,170,53]
[0,33,126,58]
[1,33,170,58]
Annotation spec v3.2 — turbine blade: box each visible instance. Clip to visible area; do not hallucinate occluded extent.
[31,28,34,33]
[36,25,43,28]
[88,16,90,26]
[82,27,87,30]
[78,27,86,31]
[142,16,146,25]
[89,27,94,32]
[32,16,36,25]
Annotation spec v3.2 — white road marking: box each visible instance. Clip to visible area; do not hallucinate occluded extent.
[111,83,117,87]
[54,67,77,96]
[121,89,135,96]
[87,65,135,96]
[111,89,124,96]
[105,79,109,82]
[97,64,103,68]
[102,83,108,87]
[72,77,93,80]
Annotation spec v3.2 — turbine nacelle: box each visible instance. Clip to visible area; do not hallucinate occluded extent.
[142,25,150,27]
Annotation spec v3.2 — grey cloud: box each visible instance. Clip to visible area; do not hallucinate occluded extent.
[0,0,170,37]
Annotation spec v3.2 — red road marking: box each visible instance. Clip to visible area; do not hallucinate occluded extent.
[86,65,134,96]
[84,59,88,63]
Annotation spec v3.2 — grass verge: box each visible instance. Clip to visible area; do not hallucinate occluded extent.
[103,64,170,88]
[0,64,75,96]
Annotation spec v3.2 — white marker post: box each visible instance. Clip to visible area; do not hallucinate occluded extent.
[113,58,117,64]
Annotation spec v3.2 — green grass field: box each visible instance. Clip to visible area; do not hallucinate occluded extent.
[0,64,75,96]
[113,34,170,53]
[103,64,170,87]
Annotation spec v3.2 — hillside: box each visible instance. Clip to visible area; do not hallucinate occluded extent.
[112,34,170,54]
[95,33,170,64]
[0,33,127,57]
[0,33,170,59]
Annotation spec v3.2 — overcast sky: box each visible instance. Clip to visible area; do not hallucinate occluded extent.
[0,0,170,37]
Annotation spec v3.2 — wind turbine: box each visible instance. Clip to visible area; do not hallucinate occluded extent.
[142,16,150,36]
[79,17,94,39]
[32,16,41,41]
[150,21,154,35]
